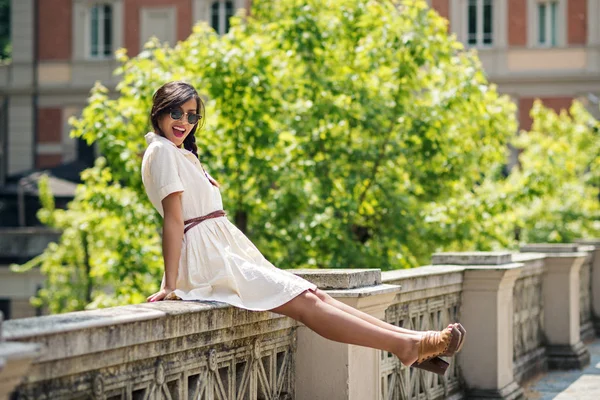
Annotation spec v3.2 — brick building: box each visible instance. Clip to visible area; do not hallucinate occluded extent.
[428,0,599,130]
[0,0,598,185]
[0,0,248,186]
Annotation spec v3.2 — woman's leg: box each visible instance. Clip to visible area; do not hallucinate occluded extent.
[312,289,421,337]
[269,289,420,366]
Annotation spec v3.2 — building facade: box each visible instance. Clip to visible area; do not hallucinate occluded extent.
[0,0,598,184]
[428,0,600,129]
[0,1,598,184]
[0,0,248,185]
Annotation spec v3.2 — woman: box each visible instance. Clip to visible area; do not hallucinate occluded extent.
[141,81,465,375]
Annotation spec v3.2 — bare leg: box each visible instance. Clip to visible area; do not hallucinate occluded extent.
[269,289,420,366]
[312,289,421,337]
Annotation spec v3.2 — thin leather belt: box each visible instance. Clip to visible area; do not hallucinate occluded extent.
[184,210,226,234]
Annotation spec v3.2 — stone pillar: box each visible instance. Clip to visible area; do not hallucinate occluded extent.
[575,239,600,335]
[0,311,41,400]
[432,252,524,400]
[521,244,591,369]
[292,269,401,400]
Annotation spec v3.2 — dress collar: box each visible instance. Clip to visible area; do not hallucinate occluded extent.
[145,132,192,154]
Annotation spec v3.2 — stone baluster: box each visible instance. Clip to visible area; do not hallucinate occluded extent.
[0,311,41,400]
[575,238,600,335]
[432,252,524,400]
[292,269,401,400]
[521,244,591,369]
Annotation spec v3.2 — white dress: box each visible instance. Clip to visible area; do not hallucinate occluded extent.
[141,132,317,311]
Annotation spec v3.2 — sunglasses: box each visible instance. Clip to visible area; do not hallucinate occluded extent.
[169,109,201,125]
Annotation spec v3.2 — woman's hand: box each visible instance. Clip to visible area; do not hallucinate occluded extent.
[147,287,174,302]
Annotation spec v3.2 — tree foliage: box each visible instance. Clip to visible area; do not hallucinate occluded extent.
[12,0,600,313]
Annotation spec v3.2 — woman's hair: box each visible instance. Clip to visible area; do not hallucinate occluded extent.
[150,81,219,187]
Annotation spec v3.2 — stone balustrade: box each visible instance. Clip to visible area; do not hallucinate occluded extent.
[2,240,600,400]
[381,264,464,400]
[3,302,299,400]
[511,253,546,384]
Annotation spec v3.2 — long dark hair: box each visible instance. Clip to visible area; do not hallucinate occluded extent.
[150,81,219,187]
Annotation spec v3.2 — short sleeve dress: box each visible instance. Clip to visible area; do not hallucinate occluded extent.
[141,132,317,311]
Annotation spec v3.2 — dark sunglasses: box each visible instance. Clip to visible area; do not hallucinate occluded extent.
[169,109,201,125]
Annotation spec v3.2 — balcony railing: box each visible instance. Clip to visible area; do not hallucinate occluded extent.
[1,240,600,400]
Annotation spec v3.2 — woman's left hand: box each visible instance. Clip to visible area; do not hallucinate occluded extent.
[147,288,175,302]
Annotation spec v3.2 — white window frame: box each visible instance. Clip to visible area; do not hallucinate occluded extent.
[73,0,123,61]
[536,0,558,47]
[466,0,494,47]
[527,0,566,48]
[88,3,113,59]
[210,0,235,35]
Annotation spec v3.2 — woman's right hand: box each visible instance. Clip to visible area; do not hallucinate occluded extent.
[147,287,174,302]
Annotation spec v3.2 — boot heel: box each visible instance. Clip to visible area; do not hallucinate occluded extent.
[411,357,449,375]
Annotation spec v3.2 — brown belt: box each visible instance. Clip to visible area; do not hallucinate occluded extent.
[184,210,226,234]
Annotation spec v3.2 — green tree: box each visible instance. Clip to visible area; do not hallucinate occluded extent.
[505,101,600,243]
[12,161,163,313]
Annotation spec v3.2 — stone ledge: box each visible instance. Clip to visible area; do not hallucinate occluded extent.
[292,269,381,289]
[511,252,546,263]
[521,243,595,255]
[3,301,291,365]
[575,238,600,247]
[0,341,41,400]
[382,265,465,281]
[432,251,513,266]
[382,266,464,298]
[0,341,40,360]
[324,283,401,298]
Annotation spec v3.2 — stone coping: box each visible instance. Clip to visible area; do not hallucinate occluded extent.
[325,283,401,298]
[382,265,465,282]
[0,341,40,360]
[432,251,512,266]
[292,268,381,289]
[4,301,296,365]
[3,301,247,340]
[529,252,590,258]
[575,239,600,247]
[521,243,596,254]
[511,252,547,263]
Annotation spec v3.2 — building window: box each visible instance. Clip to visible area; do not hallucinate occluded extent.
[90,4,113,58]
[538,1,558,46]
[211,1,234,35]
[467,0,493,46]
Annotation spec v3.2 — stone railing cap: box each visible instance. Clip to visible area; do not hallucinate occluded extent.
[382,265,465,282]
[292,269,381,289]
[511,252,547,262]
[521,243,595,254]
[325,283,402,298]
[3,302,234,340]
[574,238,600,246]
[0,341,41,360]
[431,252,512,266]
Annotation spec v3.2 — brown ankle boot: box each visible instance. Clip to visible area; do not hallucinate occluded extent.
[410,325,460,375]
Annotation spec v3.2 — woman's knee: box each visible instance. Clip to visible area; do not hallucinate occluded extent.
[313,289,333,303]
[270,290,322,321]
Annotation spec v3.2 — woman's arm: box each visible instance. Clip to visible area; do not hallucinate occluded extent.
[161,192,184,290]
[147,191,183,302]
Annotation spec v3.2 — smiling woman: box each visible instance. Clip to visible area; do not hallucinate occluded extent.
[140,81,466,377]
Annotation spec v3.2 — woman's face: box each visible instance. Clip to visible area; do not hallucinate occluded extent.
[158,98,198,147]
